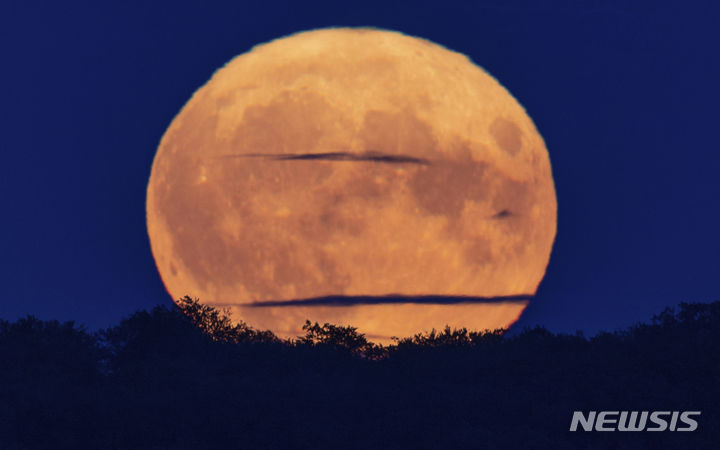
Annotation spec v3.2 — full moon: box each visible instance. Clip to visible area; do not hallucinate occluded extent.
[146,28,557,343]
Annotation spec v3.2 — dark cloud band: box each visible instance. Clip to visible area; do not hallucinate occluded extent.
[223,294,531,308]
[224,151,431,165]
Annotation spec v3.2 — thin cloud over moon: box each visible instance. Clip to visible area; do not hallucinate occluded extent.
[225,294,532,308]
[221,151,431,165]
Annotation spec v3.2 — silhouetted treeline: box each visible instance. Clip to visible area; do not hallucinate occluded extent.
[1,297,719,449]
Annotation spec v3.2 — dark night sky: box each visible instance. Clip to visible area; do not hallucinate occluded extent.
[1,0,718,336]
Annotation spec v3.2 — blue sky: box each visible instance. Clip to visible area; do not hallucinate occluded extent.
[1,0,718,335]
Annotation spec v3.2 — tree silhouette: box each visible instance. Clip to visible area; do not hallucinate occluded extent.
[296,320,387,359]
[176,295,278,344]
[395,325,506,349]
[1,298,718,449]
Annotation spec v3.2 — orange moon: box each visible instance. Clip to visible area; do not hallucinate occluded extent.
[146,28,557,343]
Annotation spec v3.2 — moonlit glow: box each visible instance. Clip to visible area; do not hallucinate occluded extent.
[146,28,557,343]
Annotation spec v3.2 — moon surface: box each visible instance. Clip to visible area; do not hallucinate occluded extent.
[146,28,557,343]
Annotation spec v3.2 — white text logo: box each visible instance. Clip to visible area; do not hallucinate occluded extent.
[569,411,700,432]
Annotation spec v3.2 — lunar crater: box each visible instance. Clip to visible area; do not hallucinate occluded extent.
[490,117,523,156]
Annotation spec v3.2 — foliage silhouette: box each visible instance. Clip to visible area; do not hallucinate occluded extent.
[176,295,279,344]
[297,320,387,359]
[1,298,718,449]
